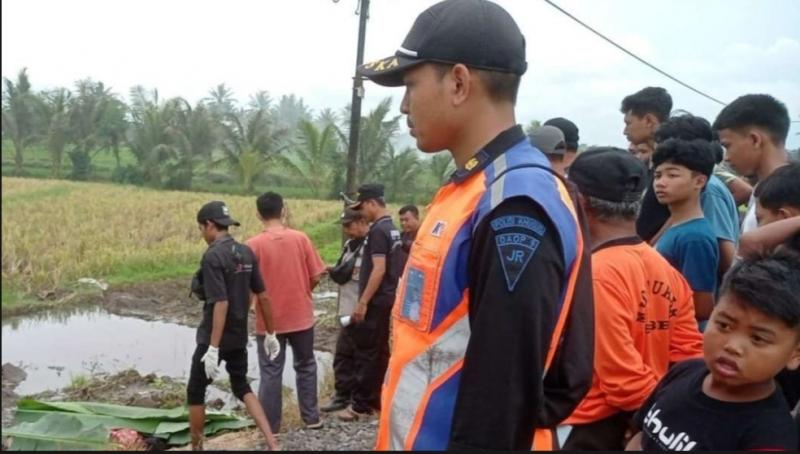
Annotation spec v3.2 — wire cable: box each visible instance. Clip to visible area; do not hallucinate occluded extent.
[542,0,728,106]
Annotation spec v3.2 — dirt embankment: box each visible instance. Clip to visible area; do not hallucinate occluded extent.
[101,276,342,353]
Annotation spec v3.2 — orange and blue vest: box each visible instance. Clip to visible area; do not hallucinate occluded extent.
[376,132,592,450]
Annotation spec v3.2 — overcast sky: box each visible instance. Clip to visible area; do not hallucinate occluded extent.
[3,0,799,151]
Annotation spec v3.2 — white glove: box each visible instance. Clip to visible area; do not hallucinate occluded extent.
[264,333,280,361]
[201,345,220,381]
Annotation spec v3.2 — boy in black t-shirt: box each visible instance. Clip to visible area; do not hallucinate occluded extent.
[628,249,800,451]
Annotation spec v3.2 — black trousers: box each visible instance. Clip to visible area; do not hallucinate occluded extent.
[561,411,633,451]
[350,301,392,413]
[186,344,252,406]
[333,324,358,401]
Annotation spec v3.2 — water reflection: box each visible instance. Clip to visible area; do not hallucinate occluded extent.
[2,307,332,397]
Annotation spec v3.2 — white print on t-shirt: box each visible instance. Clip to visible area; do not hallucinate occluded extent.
[644,406,697,451]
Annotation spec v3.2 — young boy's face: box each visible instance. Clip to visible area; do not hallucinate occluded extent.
[653,162,706,205]
[718,128,761,178]
[703,293,800,391]
[755,199,800,227]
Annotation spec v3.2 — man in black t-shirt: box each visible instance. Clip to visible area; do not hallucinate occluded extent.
[187,201,280,450]
[628,251,800,451]
[338,184,402,421]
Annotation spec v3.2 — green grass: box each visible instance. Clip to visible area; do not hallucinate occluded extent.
[105,260,199,286]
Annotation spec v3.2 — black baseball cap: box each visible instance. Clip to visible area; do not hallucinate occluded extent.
[568,147,647,203]
[357,0,527,87]
[335,208,364,225]
[197,201,241,226]
[347,183,385,210]
[544,117,580,150]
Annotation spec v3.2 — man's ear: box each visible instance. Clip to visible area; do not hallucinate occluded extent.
[786,341,800,371]
[694,173,708,191]
[450,64,472,107]
[644,113,660,131]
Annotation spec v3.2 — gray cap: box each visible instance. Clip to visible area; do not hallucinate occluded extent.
[529,125,567,156]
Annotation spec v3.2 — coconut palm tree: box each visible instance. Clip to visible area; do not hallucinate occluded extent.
[40,88,72,178]
[127,87,176,186]
[218,109,288,194]
[281,120,340,198]
[2,68,38,175]
[382,146,420,202]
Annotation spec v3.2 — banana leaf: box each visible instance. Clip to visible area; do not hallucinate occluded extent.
[4,413,110,451]
[7,400,254,450]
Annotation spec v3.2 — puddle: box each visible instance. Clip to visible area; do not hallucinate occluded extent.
[1,306,332,397]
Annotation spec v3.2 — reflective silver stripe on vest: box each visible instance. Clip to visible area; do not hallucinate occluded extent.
[490,154,508,209]
[388,316,471,450]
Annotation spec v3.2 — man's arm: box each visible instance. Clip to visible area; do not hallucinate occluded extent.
[592,280,660,412]
[692,292,714,321]
[668,281,704,363]
[738,216,800,259]
[256,291,275,333]
[352,256,385,322]
[727,176,753,206]
[449,197,565,450]
[210,301,228,348]
[717,239,735,278]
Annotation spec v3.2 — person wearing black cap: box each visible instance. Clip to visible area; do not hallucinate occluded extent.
[358,0,594,450]
[338,183,402,422]
[188,201,279,450]
[321,209,369,413]
[544,117,580,174]
[560,148,703,450]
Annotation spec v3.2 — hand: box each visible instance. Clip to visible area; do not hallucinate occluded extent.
[351,301,367,324]
[201,345,220,381]
[263,333,280,361]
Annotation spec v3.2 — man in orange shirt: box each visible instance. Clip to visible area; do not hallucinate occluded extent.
[246,192,327,432]
[561,148,703,450]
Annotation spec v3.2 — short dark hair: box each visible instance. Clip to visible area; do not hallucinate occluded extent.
[583,195,642,222]
[652,138,715,178]
[399,205,419,218]
[754,162,800,211]
[654,113,714,143]
[434,63,521,104]
[712,94,790,145]
[620,87,672,122]
[721,249,800,330]
[256,191,283,220]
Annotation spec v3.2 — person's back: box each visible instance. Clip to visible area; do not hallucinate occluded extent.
[563,147,701,450]
[247,227,321,333]
[246,191,325,432]
[568,242,702,424]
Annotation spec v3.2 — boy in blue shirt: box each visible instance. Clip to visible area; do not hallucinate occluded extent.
[652,114,740,280]
[652,139,719,326]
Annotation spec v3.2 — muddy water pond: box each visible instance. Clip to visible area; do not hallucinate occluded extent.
[2,305,333,397]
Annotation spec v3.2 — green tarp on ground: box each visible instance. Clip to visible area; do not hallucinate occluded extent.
[4,399,254,451]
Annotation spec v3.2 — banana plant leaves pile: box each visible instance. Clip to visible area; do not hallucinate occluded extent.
[4,399,253,450]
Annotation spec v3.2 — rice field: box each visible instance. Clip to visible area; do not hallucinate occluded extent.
[1,177,345,304]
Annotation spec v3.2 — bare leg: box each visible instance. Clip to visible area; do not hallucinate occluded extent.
[243,392,280,450]
[189,405,205,450]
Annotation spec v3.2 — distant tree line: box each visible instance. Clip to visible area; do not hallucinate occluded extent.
[1,68,455,202]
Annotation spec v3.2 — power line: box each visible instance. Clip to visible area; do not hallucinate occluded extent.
[542,0,728,106]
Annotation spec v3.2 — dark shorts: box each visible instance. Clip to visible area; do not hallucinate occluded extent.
[186,344,252,406]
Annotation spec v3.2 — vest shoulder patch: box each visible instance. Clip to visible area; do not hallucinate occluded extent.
[494,226,542,292]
